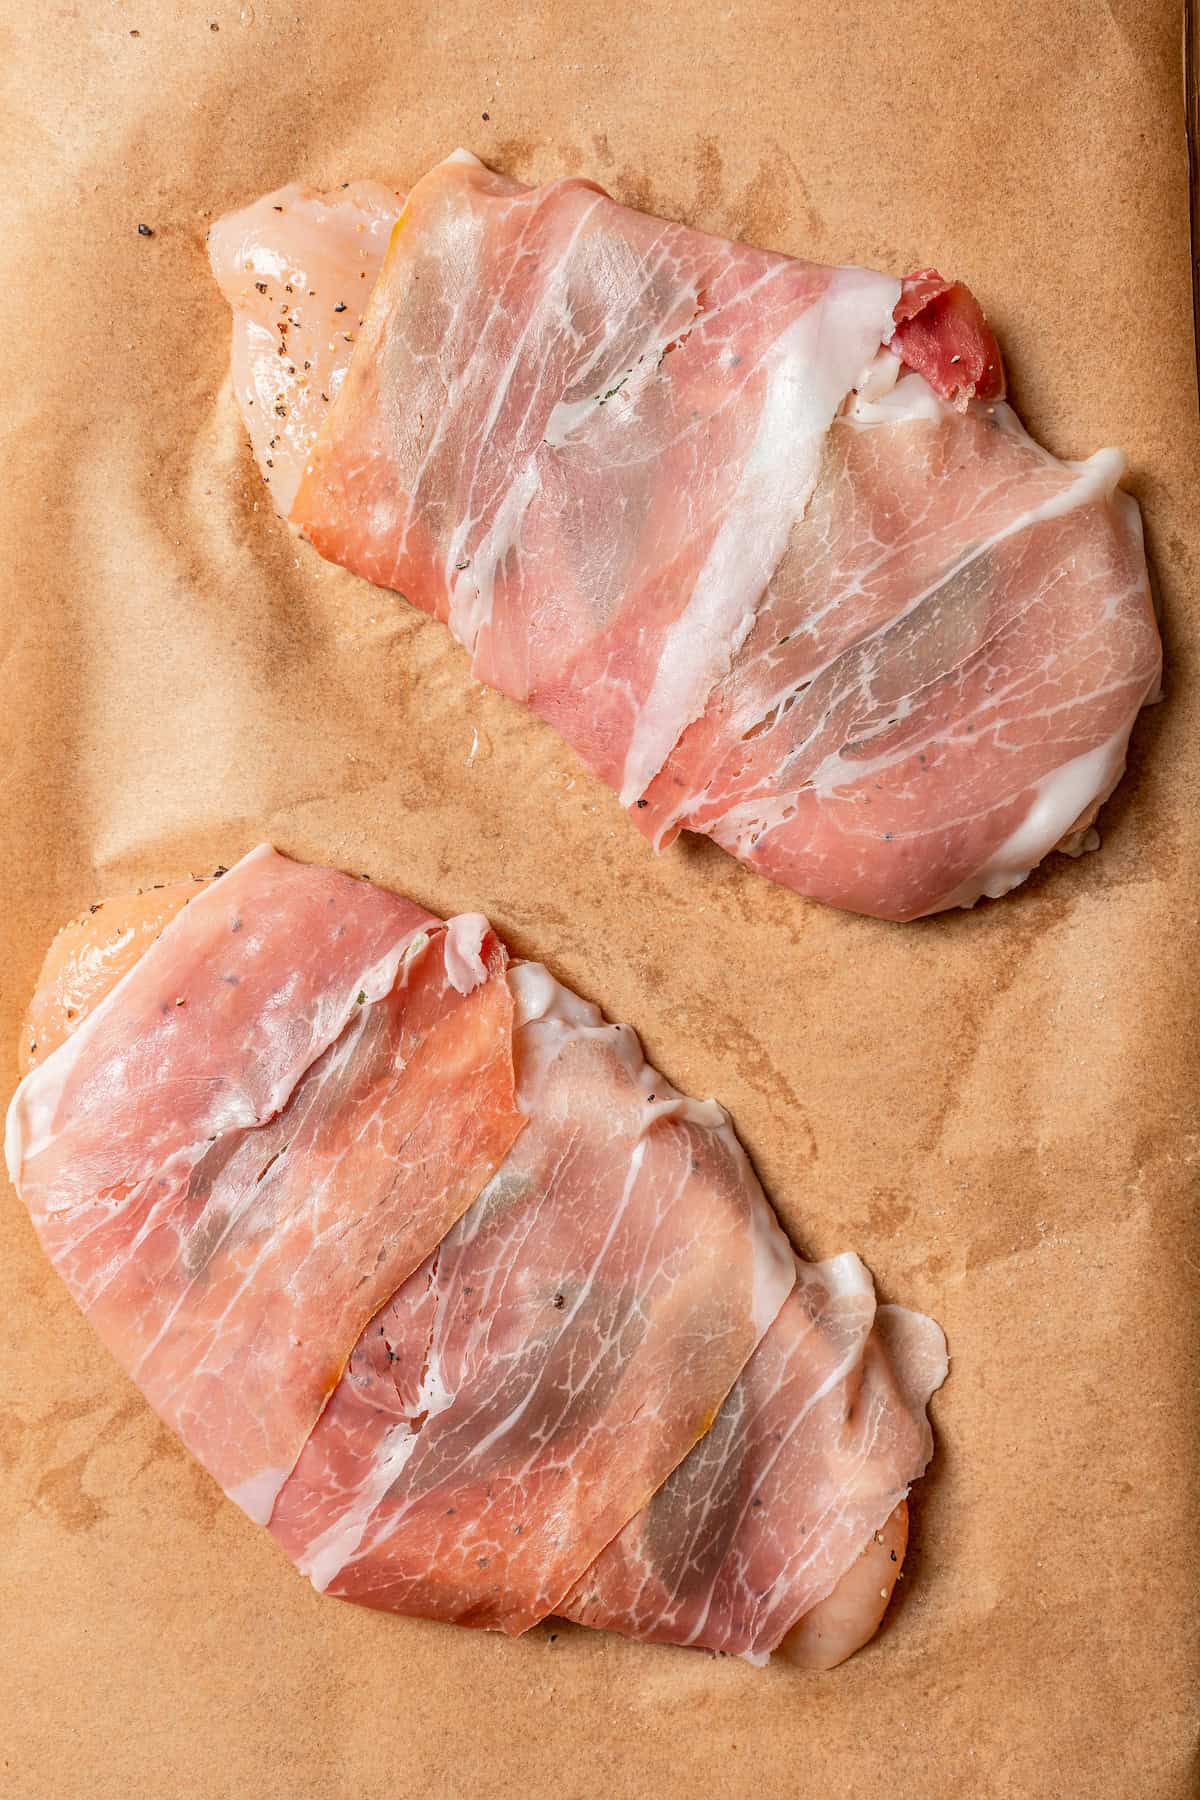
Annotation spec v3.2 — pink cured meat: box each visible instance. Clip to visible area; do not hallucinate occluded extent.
[269,961,796,1633]
[639,388,1159,918]
[210,154,1162,921]
[4,846,525,1523]
[563,1255,947,1660]
[891,269,1004,407]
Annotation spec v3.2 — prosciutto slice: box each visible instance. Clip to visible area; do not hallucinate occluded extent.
[6,850,945,1663]
[563,1256,946,1660]
[210,153,1161,921]
[5,847,525,1522]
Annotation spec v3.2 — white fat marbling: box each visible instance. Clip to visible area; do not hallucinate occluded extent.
[934,726,1131,911]
[618,267,902,808]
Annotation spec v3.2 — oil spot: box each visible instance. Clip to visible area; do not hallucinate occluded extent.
[0,1408,27,1472]
[864,1187,915,1239]
[733,155,790,247]
[554,141,585,177]
[639,957,667,994]
[909,888,1070,1158]
[720,855,814,952]
[591,131,613,167]
[516,897,571,932]
[36,1450,105,1533]
[93,1393,146,1447]
[171,1445,228,1525]
[693,136,725,220]
[1166,531,1193,582]
[493,136,535,179]
[733,144,826,249]
[666,998,819,1165]
[32,1392,106,1434]
[613,165,661,217]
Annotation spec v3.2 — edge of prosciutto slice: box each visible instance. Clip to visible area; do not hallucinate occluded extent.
[7,852,946,1664]
[210,154,1161,922]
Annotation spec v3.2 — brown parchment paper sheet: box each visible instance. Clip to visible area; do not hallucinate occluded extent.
[1,2,1197,1796]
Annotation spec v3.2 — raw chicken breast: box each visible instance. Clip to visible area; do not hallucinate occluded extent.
[210,153,1161,921]
[208,181,403,513]
[18,877,207,1075]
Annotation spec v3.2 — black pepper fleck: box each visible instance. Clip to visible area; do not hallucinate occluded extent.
[137,223,154,237]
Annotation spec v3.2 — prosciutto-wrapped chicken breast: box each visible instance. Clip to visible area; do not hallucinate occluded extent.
[6,848,945,1666]
[210,153,1161,921]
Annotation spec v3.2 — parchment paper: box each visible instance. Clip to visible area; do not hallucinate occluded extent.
[1,3,1197,1796]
